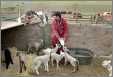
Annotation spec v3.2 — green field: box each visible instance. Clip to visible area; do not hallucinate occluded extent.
[1,1,112,15]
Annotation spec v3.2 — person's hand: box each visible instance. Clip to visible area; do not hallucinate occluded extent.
[54,32,60,39]
[63,38,65,41]
[58,38,65,46]
[58,38,65,41]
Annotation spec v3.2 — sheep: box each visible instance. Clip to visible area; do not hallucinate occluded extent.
[16,49,51,75]
[16,44,60,75]
[51,51,65,69]
[16,51,26,73]
[30,41,64,74]
[44,44,64,69]
[63,47,79,72]
[102,60,112,76]
[49,39,65,70]
[16,51,37,73]
[31,48,51,75]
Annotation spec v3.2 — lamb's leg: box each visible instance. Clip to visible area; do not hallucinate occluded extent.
[19,60,23,73]
[27,45,31,53]
[35,70,39,75]
[18,56,21,73]
[72,66,76,72]
[46,63,49,72]
[56,60,60,70]
[34,61,41,75]
[27,47,30,53]
[109,70,112,76]
[21,61,27,72]
[44,63,49,72]
[51,58,54,67]
[108,68,112,77]
[44,63,47,72]
[21,62,24,72]
[76,60,79,71]
[71,61,76,72]
[64,58,67,66]
[23,62,26,71]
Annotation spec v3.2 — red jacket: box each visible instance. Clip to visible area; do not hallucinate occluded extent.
[51,16,68,47]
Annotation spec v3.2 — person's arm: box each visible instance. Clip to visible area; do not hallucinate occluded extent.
[51,19,60,39]
[31,15,41,24]
[63,18,68,41]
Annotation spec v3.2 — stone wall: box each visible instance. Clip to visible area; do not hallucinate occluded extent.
[66,24,112,56]
[1,23,112,55]
[1,24,48,50]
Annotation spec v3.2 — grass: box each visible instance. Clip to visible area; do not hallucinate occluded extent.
[1,1,112,15]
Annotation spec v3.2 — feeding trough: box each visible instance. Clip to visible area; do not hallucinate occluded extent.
[67,48,94,65]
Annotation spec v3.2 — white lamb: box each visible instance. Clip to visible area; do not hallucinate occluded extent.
[63,47,79,72]
[102,60,112,76]
[16,51,37,73]
[31,48,51,75]
[51,51,65,69]
[31,45,60,75]
[47,44,65,69]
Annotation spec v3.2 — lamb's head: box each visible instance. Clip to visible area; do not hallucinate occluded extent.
[42,48,51,55]
[60,51,65,57]
[63,46,69,52]
[51,44,59,53]
[102,60,111,68]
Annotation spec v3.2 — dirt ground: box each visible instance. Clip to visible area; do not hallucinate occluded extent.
[0,54,108,76]
[0,65,108,76]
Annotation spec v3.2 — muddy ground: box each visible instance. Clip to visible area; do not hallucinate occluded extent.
[0,49,109,76]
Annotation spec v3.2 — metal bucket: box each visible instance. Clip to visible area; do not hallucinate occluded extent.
[68,48,94,65]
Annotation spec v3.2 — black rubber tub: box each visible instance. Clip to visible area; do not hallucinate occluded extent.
[67,48,94,65]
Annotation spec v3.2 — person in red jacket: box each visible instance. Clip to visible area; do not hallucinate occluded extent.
[51,12,68,54]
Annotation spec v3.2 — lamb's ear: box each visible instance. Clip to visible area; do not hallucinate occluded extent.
[108,60,111,64]
[64,47,69,52]
[55,44,58,47]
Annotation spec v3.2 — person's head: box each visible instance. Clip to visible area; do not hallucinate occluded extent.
[53,11,62,21]
[25,10,35,19]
